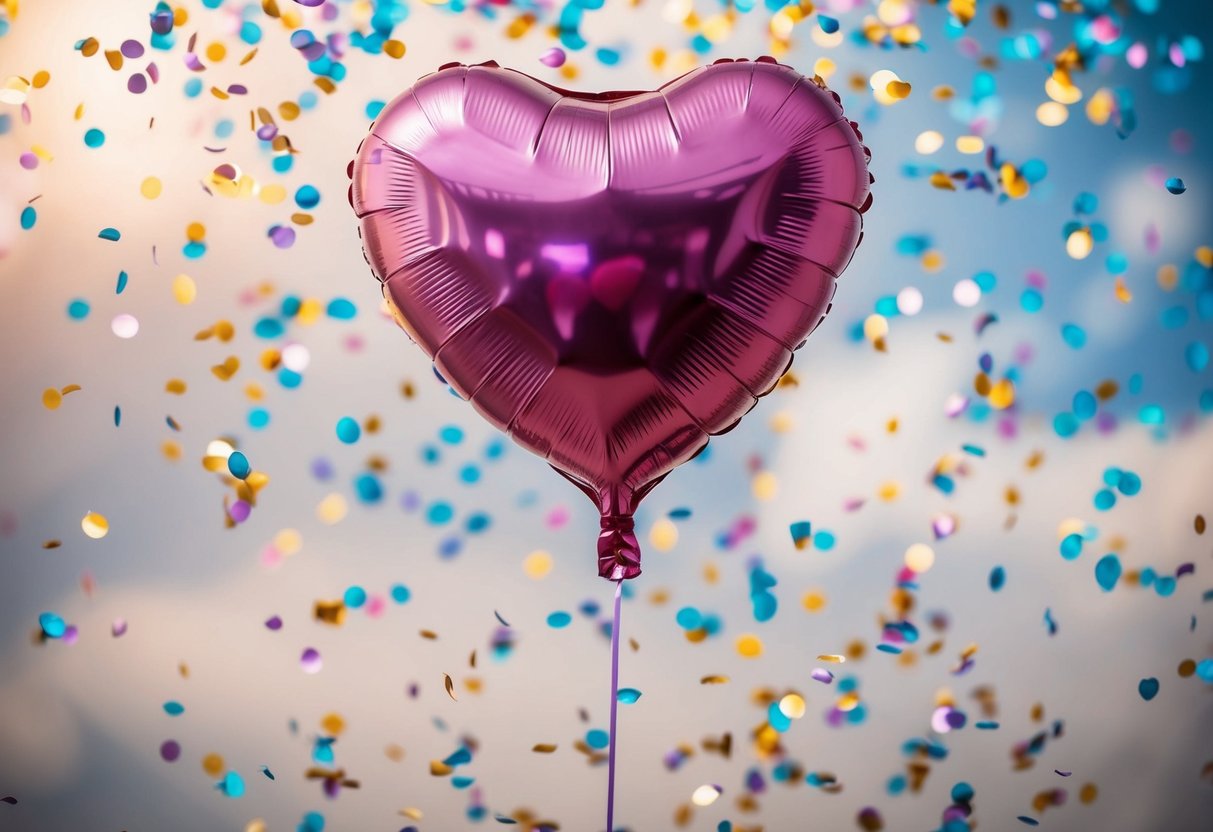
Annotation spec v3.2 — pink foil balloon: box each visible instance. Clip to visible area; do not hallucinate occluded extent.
[350,59,872,580]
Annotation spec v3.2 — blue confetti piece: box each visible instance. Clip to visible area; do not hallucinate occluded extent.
[1061,323,1087,349]
[616,687,641,704]
[335,417,361,444]
[585,729,609,750]
[675,607,701,630]
[38,612,66,639]
[989,566,1006,591]
[546,611,572,629]
[163,701,184,716]
[227,451,250,479]
[1138,677,1159,701]
[1164,177,1186,194]
[1095,553,1122,592]
[98,227,121,241]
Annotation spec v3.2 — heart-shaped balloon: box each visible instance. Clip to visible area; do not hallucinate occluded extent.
[350,58,871,579]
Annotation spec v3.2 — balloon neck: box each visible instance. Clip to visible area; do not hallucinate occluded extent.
[598,513,641,581]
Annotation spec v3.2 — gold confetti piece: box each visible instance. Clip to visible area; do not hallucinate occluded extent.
[532,744,557,753]
[172,273,197,305]
[313,600,346,626]
[752,470,778,500]
[691,784,722,807]
[161,440,182,461]
[316,493,347,524]
[211,356,240,381]
[988,378,1015,409]
[430,760,453,776]
[802,590,827,612]
[321,712,346,736]
[956,135,984,154]
[886,80,911,100]
[420,629,438,640]
[240,48,258,66]
[42,540,61,549]
[31,70,50,89]
[905,542,936,572]
[165,379,187,395]
[385,743,405,762]
[736,634,762,658]
[817,654,846,663]
[1036,101,1069,127]
[929,171,956,191]
[523,549,553,579]
[469,650,477,668]
[384,39,406,59]
[1196,515,1206,535]
[140,176,162,199]
[41,387,62,410]
[104,50,123,71]
[399,807,423,820]
[245,820,266,832]
[81,512,108,539]
[700,675,730,684]
[178,662,189,678]
[1066,227,1093,259]
[202,753,224,777]
[1114,276,1132,303]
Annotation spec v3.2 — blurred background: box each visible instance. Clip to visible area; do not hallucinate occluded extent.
[1,1,1211,830]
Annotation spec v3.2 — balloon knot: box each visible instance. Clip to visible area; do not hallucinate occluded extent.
[598,514,641,581]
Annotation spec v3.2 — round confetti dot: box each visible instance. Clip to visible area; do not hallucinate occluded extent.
[802,590,827,612]
[778,693,806,719]
[675,606,702,630]
[39,612,66,638]
[140,176,162,198]
[67,299,90,320]
[586,729,609,750]
[896,286,923,315]
[540,47,566,68]
[736,634,763,658]
[344,586,367,609]
[523,550,552,579]
[41,388,63,410]
[300,647,322,674]
[649,518,678,551]
[390,584,411,604]
[989,566,1006,591]
[546,611,572,629]
[752,471,778,501]
[952,279,981,307]
[160,740,181,762]
[316,493,348,524]
[335,417,361,444]
[202,753,225,777]
[81,512,109,539]
[111,314,139,339]
[295,185,320,209]
[227,451,251,479]
[83,128,105,148]
[904,543,935,573]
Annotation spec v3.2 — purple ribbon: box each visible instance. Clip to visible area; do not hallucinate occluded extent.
[606,579,623,831]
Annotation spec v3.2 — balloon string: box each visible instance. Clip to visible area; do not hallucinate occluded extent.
[606,578,623,832]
